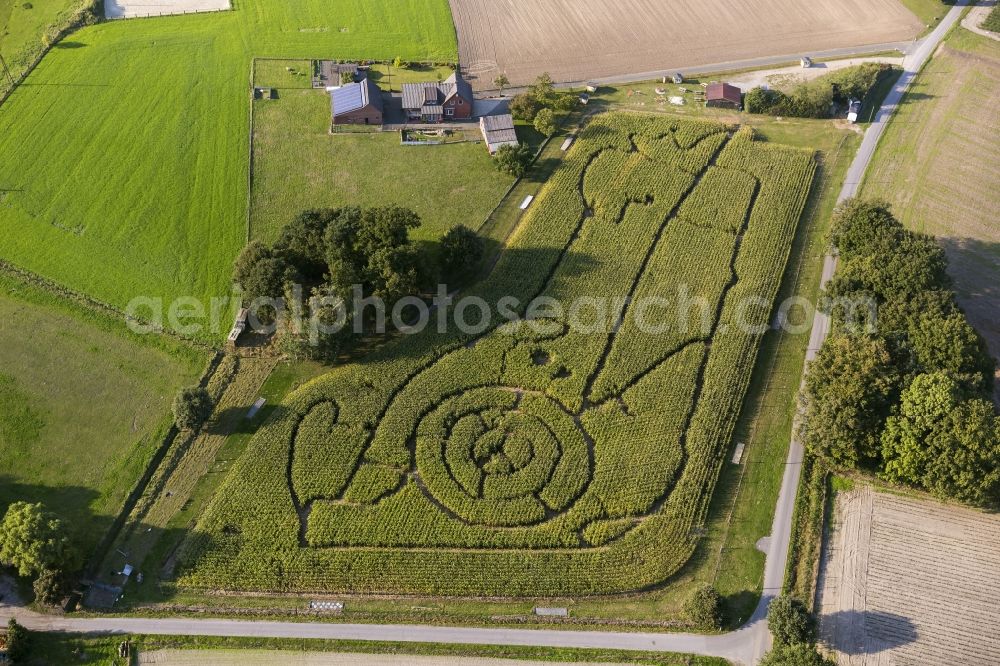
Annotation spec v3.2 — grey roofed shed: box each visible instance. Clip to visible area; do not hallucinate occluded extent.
[480,113,519,153]
[330,77,384,117]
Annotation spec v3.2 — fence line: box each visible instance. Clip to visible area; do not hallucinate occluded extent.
[105,4,231,20]
[246,57,257,243]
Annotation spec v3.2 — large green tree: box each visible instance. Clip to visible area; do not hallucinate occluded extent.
[172,386,213,432]
[494,143,533,178]
[881,372,1000,505]
[274,209,337,282]
[0,503,74,578]
[768,596,817,646]
[907,312,995,395]
[324,206,426,304]
[233,241,289,306]
[799,334,902,468]
[439,225,484,285]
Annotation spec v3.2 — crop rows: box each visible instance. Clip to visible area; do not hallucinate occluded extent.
[176,114,816,596]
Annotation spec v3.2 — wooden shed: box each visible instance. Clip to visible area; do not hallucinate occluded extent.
[705,82,742,110]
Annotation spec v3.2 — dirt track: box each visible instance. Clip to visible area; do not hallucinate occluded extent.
[450,0,924,88]
[817,487,1000,664]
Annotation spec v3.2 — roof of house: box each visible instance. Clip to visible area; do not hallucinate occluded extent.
[481,113,518,146]
[402,71,473,112]
[705,82,742,105]
[331,78,383,117]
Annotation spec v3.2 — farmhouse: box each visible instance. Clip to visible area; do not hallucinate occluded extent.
[330,78,384,127]
[705,82,743,110]
[479,113,519,154]
[402,71,474,122]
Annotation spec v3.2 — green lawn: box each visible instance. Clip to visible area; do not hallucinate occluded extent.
[249,88,513,244]
[896,0,951,30]
[368,62,456,92]
[0,272,206,552]
[0,0,456,341]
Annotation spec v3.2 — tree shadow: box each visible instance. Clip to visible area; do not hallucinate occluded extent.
[54,41,86,49]
[823,609,919,655]
[0,476,105,556]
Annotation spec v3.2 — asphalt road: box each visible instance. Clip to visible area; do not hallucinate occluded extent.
[0,4,970,664]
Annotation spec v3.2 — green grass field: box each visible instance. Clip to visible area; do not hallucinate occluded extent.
[177,113,817,600]
[0,0,456,340]
[250,88,513,244]
[896,0,951,30]
[0,272,206,552]
[0,0,90,77]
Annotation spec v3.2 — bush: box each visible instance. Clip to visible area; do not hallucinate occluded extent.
[6,619,30,663]
[533,107,557,137]
[32,568,68,606]
[439,225,484,285]
[744,87,786,114]
[172,386,213,431]
[683,584,723,629]
[768,595,818,646]
[760,643,835,666]
[493,143,533,178]
[509,92,542,122]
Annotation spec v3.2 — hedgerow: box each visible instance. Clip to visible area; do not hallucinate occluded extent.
[176,114,816,596]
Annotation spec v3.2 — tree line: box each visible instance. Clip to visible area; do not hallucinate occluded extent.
[800,199,999,506]
[745,63,891,119]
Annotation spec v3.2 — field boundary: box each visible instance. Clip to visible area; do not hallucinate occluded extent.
[0,259,217,351]
[0,0,102,106]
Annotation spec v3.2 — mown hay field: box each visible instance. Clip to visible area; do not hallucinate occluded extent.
[0,0,456,340]
[862,29,1000,378]
[177,113,816,596]
[449,0,924,88]
[0,272,205,552]
[249,89,514,245]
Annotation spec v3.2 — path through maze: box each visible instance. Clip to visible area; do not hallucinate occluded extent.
[181,114,816,596]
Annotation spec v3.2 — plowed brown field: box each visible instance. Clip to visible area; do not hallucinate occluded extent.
[817,487,1000,665]
[450,0,923,87]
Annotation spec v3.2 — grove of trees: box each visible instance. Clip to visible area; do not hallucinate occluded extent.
[799,199,999,506]
[745,63,891,119]
[233,207,484,360]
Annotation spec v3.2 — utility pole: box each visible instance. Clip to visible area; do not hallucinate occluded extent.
[0,53,15,88]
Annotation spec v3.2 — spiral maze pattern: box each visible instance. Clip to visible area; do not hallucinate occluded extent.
[415,387,591,527]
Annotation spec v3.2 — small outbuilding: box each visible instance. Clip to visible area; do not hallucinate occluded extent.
[672,72,684,84]
[800,56,813,69]
[480,113,519,154]
[705,82,742,110]
[330,77,384,127]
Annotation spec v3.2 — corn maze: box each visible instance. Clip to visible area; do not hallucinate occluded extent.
[178,114,816,596]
